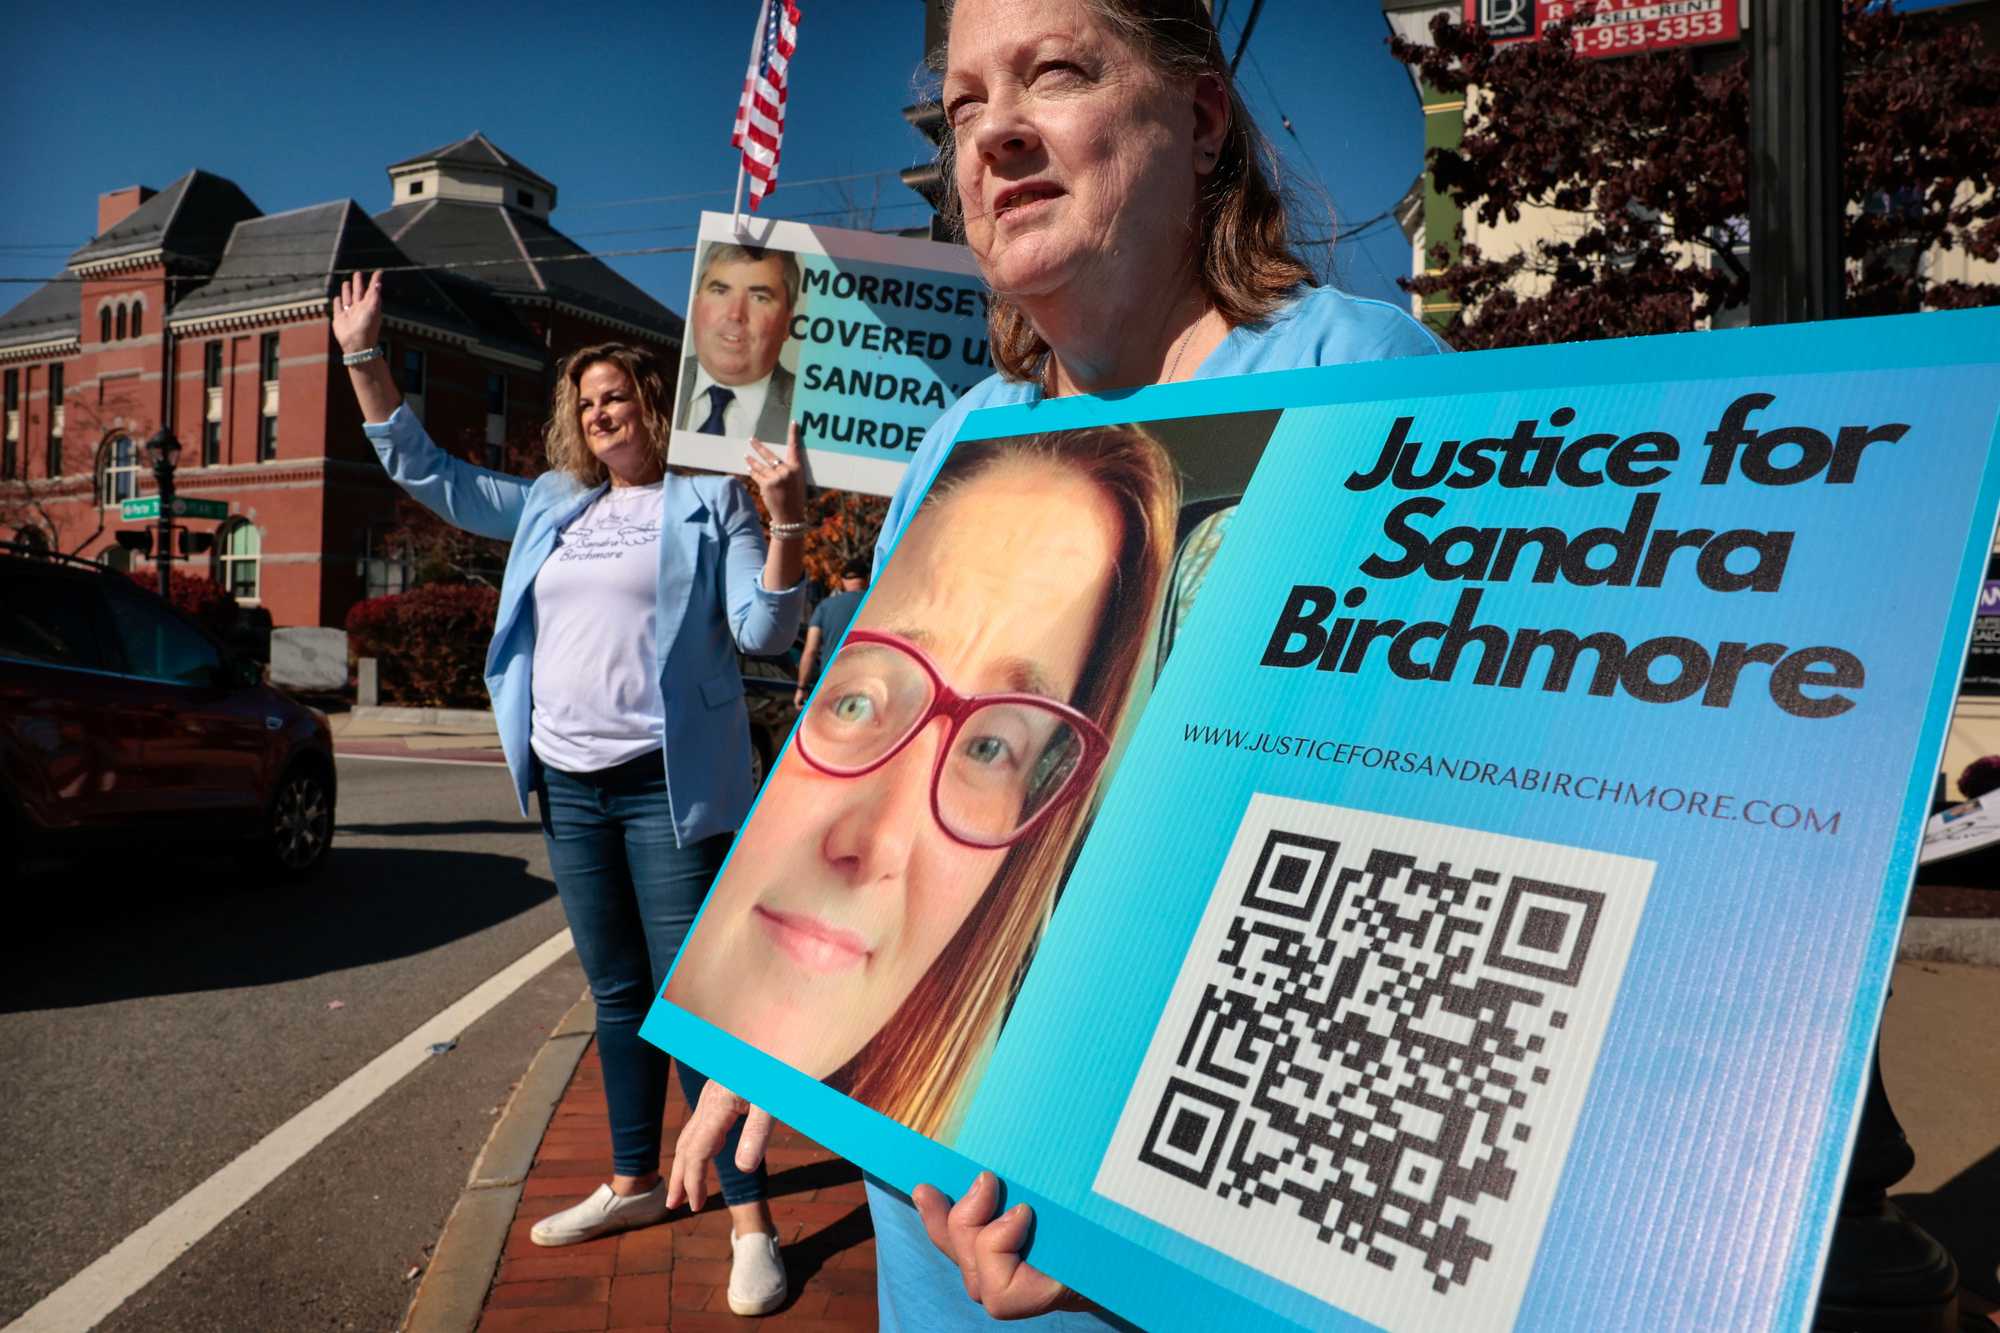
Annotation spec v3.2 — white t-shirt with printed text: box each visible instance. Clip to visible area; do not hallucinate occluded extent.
[529,480,668,773]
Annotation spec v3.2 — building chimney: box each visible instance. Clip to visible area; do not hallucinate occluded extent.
[98,186,156,235]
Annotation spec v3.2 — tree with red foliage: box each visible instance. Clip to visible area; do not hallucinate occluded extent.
[741,481,888,594]
[1392,0,2000,350]
[130,568,240,637]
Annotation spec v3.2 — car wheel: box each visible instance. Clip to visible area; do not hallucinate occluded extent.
[259,762,335,880]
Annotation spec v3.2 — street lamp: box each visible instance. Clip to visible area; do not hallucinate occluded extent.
[144,428,181,599]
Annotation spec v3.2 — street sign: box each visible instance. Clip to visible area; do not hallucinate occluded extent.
[120,496,229,522]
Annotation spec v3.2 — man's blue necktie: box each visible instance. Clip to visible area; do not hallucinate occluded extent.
[697,384,734,435]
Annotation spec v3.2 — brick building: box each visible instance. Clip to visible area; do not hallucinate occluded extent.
[0,132,683,629]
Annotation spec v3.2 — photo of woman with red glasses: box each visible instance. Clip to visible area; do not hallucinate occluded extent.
[664,424,1180,1140]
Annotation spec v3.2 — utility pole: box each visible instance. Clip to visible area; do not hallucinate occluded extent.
[1747,0,1842,324]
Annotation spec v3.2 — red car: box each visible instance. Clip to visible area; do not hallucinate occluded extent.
[0,545,336,881]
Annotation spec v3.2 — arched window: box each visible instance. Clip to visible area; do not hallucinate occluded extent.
[131,302,143,338]
[218,519,261,602]
[100,307,112,342]
[99,433,138,506]
[115,305,127,340]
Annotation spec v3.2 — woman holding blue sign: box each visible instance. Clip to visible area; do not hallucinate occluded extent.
[668,0,1447,1323]
[334,278,807,1317]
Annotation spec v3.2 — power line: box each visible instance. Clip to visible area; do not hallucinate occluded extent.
[563,168,903,212]
[1229,0,1269,75]
[1222,9,1406,293]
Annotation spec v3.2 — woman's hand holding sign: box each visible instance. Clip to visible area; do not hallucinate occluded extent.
[915,1175,1097,1320]
[746,422,808,593]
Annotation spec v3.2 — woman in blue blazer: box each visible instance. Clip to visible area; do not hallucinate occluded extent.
[335,272,806,1316]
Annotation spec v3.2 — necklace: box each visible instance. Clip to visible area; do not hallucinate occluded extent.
[1162,316,1200,384]
[1042,309,1205,396]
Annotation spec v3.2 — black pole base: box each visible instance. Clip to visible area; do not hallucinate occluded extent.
[1813,1044,1960,1331]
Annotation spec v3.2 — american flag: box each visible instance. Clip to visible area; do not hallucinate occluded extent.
[731,0,801,211]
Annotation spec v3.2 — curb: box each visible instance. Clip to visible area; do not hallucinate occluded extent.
[1898,916,2000,969]
[402,991,596,1333]
[351,705,498,728]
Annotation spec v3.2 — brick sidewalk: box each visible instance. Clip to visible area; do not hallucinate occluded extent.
[479,1041,877,1332]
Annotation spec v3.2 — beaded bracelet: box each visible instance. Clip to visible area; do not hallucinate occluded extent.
[768,520,811,540]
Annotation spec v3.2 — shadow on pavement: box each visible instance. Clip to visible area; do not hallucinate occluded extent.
[777,1203,872,1302]
[1,846,554,1013]
[1898,1145,2000,1306]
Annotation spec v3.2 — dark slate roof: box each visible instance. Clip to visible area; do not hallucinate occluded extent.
[386,132,556,191]
[429,271,545,352]
[169,201,539,356]
[375,199,682,340]
[67,169,261,269]
[0,279,81,350]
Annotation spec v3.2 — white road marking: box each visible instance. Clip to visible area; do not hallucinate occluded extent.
[9,929,577,1333]
[337,751,507,768]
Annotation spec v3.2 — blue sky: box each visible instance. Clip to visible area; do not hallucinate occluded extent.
[0,0,1425,320]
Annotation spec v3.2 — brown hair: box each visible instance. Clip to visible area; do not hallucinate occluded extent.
[829,424,1182,1138]
[543,342,673,486]
[929,0,1315,382]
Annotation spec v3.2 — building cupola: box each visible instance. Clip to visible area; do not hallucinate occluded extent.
[384,132,557,218]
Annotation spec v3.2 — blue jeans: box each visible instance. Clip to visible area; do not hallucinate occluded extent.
[537,751,766,1204]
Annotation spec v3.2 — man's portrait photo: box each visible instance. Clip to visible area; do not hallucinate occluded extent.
[675,241,801,441]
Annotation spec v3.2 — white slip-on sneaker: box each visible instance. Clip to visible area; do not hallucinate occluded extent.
[727,1229,788,1316]
[529,1182,668,1247]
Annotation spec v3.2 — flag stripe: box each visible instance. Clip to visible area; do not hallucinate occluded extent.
[733,0,800,209]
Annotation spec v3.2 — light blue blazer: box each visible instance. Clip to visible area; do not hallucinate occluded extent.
[362,405,805,840]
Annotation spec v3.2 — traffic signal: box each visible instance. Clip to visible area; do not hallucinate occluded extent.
[180,529,215,557]
[902,0,955,242]
[114,529,154,556]
[901,101,954,241]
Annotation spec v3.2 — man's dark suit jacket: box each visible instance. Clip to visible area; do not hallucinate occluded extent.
[675,357,794,441]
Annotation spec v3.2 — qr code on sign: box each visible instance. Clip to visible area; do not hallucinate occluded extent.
[1093,794,1652,1333]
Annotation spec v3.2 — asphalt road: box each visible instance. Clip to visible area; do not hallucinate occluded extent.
[0,756,584,1332]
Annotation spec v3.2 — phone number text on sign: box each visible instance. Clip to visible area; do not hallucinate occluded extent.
[1540,0,1738,57]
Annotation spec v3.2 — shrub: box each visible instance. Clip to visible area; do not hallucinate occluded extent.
[343,583,498,707]
[130,569,239,637]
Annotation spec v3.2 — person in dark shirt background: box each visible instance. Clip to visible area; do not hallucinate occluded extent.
[795,559,869,707]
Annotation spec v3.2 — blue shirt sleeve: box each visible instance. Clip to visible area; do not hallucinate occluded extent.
[361,403,533,542]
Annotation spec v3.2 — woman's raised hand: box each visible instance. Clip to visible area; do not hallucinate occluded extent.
[664,1078,775,1212]
[913,1174,1096,1320]
[331,271,384,355]
[746,421,809,528]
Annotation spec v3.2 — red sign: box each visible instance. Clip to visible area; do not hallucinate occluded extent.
[1464,0,1741,58]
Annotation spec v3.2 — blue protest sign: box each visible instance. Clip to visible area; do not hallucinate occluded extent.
[667,211,991,496]
[645,307,2000,1331]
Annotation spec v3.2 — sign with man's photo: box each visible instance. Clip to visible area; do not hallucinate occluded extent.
[668,211,991,496]
[644,308,2000,1332]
